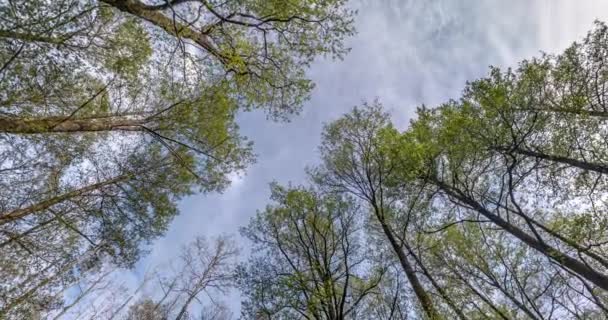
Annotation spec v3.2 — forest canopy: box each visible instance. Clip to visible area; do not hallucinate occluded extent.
[2,1,608,320]
[0,0,354,318]
[244,21,608,319]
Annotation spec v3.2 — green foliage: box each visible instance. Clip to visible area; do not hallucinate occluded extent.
[238,183,380,319]
[104,18,152,79]
[0,0,355,316]
[306,21,608,319]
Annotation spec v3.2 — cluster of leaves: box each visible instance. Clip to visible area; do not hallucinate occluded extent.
[240,21,608,319]
[0,0,354,317]
[238,184,384,319]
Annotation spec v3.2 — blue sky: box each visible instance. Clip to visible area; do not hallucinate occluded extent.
[117,0,608,316]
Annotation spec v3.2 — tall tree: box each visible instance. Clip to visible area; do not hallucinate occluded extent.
[312,102,458,319]
[0,0,354,315]
[125,298,170,320]
[238,184,382,320]
[388,33,608,289]
[172,236,237,320]
[368,21,608,318]
[52,235,237,319]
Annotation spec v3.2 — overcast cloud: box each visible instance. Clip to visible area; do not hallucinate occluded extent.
[114,0,608,315]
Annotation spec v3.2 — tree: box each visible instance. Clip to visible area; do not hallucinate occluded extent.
[360,268,412,320]
[0,0,354,315]
[387,25,608,290]
[125,298,170,320]
[171,236,237,320]
[363,21,608,318]
[238,184,382,319]
[56,235,237,319]
[120,236,238,320]
[311,102,459,319]
[0,150,195,317]
[312,97,608,318]
[198,302,232,320]
[0,238,112,318]
[237,20,608,319]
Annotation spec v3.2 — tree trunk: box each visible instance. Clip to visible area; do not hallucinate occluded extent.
[51,269,114,320]
[405,242,468,320]
[0,244,103,317]
[0,214,59,248]
[0,174,130,224]
[503,146,608,174]
[497,197,608,269]
[523,106,608,119]
[435,180,608,291]
[107,273,149,320]
[488,278,541,320]
[175,291,200,320]
[100,0,227,65]
[0,116,147,134]
[448,267,510,320]
[373,205,441,319]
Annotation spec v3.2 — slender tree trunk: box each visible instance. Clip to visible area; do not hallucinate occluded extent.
[107,274,149,320]
[372,204,441,319]
[520,212,608,268]
[100,0,227,64]
[52,269,114,320]
[0,215,59,248]
[448,266,510,320]
[3,253,60,298]
[522,106,608,119]
[488,278,541,320]
[502,146,608,174]
[0,174,130,224]
[404,242,468,320]
[0,29,66,45]
[435,179,608,291]
[0,116,147,134]
[175,290,201,320]
[1,270,59,316]
[154,277,177,313]
[0,244,103,317]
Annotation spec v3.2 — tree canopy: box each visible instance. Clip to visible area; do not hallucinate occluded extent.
[0,0,354,317]
[5,2,608,320]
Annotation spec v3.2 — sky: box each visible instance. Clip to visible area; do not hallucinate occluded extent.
[114,0,608,316]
